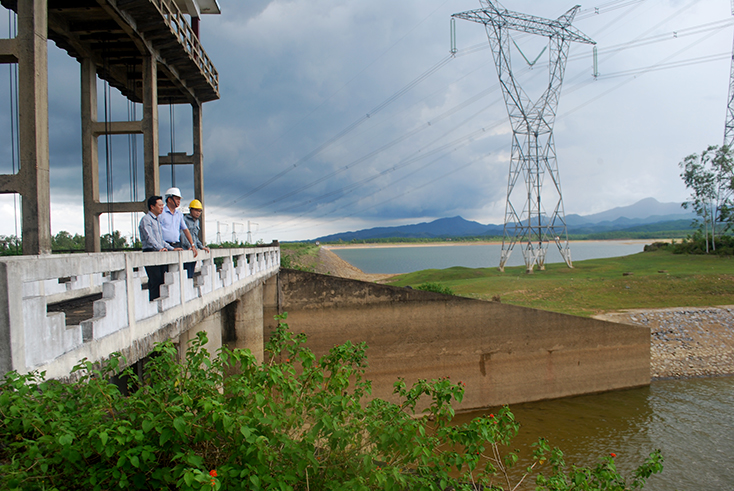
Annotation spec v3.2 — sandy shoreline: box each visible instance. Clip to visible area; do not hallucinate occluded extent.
[324,238,661,250]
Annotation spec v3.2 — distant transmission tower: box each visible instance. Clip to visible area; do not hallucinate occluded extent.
[453,2,595,272]
[724,0,734,147]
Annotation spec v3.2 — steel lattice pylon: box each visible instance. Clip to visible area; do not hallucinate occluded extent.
[453,1,595,272]
[724,0,734,148]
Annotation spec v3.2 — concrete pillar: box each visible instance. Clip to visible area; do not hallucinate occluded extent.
[81,58,101,252]
[17,0,51,254]
[142,56,160,198]
[177,311,224,362]
[262,274,280,333]
[192,101,205,243]
[230,284,264,363]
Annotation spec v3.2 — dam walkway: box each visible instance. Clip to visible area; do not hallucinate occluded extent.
[0,246,280,380]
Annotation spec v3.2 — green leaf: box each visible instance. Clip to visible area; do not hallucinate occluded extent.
[100,431,109,445]
[160,429,173,446]
[142,419,155,433]
[184,471,195,486]
[173,417,186,434]
[250,475,261,488]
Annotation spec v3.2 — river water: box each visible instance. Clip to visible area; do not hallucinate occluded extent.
[330,241,647,274]
[455,376,734,490]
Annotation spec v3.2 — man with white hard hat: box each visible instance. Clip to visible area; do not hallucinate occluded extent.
[159,187,198,259]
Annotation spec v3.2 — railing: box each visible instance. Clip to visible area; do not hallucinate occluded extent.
[150,0,219,92]
[0,246,279,379]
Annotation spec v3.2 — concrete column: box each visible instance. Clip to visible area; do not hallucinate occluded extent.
[231,284,264,363]
[17,0,51,255]
[142,56,159,198]
[262,274,280,333]
[81,58,101,252]
[192,101,205,242]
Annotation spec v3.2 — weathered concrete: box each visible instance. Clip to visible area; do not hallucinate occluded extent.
[276,270,650,411]
[0,246,279,380]
[227,284,265,363]
[0,0,52,254]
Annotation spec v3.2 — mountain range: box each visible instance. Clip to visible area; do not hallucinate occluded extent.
[315,198,696,242]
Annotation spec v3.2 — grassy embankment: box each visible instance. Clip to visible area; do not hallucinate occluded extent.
[385,249,734,317]
[280,242,320,271]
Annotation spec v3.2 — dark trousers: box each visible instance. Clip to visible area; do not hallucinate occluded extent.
[145,264,168,301]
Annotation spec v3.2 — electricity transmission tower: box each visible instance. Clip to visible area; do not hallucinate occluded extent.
[453,2,595,272]
[724,0,734,147]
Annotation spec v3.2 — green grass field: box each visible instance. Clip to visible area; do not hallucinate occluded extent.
[385,250,734,317]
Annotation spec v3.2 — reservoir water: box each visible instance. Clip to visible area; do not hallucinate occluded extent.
[457,377,734,491]
[329,241,734,489]
[330,241,647,274]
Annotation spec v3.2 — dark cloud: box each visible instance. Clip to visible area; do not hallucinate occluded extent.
[0,0,730,241]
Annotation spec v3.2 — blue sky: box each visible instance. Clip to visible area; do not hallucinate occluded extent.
[0,0,731,242]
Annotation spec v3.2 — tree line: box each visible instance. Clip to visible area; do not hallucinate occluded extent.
[679,144,734,252]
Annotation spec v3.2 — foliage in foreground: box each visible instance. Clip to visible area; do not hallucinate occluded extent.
[0,316,662,490]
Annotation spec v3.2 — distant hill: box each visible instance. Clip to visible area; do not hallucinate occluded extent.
[315,198,696,242]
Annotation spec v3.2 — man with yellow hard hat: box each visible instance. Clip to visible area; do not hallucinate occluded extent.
[181,199,210,279]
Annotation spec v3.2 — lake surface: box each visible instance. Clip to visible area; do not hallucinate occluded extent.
[455,376,734,491]
[330,241,647,274]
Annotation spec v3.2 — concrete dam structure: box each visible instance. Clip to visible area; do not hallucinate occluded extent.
[275,269,650,410]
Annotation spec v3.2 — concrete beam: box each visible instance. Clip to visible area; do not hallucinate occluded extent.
[91,120,144,136]
[0,38,18,63]
[159,152,194,165]
[0,174,20,194]
[88,201,148,215]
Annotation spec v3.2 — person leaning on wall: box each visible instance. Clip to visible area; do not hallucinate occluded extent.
[181,199,210,278]
[159,187,199,279]
[138,195,179,301]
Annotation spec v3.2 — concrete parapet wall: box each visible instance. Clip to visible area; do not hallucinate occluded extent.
[277,270,650,410]
[0,246,279,380]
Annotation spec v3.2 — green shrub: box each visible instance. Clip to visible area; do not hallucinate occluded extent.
[672,235,734,255]
[416,282,455,295]
[0,316,662,490]
[643,242,671,252]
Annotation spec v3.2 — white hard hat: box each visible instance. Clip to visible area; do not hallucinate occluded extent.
[164,187,182,198]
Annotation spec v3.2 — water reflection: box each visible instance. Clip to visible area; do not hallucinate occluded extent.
[454,377,734,490]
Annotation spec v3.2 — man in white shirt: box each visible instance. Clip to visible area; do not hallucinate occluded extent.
[159,187,199,280]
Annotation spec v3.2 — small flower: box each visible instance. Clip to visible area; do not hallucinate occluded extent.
[489,414,494,418]
[610,453,617,458]
[210,479,216,487]
[210,470,217,478]
[286,358,290,362]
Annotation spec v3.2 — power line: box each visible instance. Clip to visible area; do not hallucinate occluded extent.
[223,54,455,208]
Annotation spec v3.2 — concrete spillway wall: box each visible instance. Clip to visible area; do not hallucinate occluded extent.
[275,269,650,410]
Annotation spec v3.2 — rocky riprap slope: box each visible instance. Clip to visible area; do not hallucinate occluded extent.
[599,307,734,379]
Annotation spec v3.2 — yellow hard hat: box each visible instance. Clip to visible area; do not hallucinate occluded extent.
[189,199,203,210]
